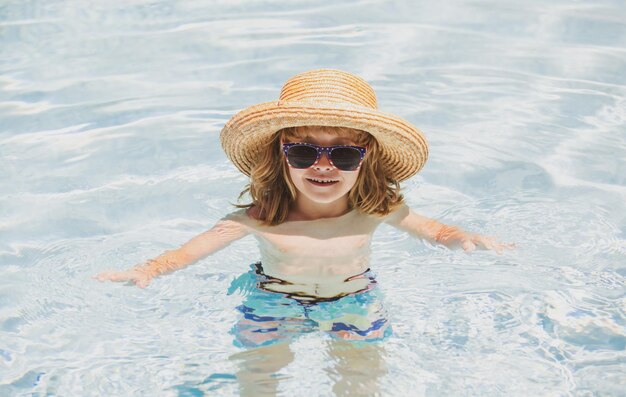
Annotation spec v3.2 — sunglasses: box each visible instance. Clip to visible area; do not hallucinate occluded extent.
[282,142,367,171]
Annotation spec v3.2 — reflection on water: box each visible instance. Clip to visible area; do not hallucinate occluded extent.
[324,340,387,397]
[229,340,387,397]
[172,339,388,396]
[230,342,295,397]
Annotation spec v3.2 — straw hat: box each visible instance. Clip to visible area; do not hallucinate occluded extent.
[220,69,428,181]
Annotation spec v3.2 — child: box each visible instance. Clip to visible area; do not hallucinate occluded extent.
[95,69,512,346]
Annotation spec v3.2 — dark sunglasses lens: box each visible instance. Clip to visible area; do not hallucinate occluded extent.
[287,145,318,168]
[330,147,362,171]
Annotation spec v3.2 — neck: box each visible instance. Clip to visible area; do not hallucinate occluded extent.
[289,195,351,221]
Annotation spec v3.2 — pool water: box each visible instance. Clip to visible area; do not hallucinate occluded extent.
[1,0,625,396]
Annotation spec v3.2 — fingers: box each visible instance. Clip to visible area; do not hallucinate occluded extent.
[92,270,151,288]
[489,239,517,254]
[93,271,122,282]
[135,276,151,288]
[94,270,131,282]
[478,236,503,254]
[463,235,516,254]
[462,238,476,252]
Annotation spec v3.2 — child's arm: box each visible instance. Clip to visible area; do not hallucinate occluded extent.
[94,215,250,288]
[384,205,513,253]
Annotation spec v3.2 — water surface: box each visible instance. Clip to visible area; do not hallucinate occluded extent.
[1,0,625,395]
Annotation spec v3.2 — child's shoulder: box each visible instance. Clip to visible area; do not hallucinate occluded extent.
[218,207,266,232]
[220,207,258,223]
[380,203,410,224]
[246,206,261,221]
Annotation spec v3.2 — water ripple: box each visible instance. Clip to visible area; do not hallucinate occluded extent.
[2,0,626,395]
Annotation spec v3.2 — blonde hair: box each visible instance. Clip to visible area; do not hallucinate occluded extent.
[237,126,404,225]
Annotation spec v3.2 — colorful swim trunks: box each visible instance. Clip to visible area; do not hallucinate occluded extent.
[227,263,392,348]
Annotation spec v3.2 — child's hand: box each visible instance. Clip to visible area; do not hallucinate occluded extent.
[93,266,152,288]
[458,233,515,254]
[435,225,515,254]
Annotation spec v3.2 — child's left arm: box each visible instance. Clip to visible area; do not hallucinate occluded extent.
[384,205,514,253]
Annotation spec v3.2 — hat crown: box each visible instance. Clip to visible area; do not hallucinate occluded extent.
[279,69,378,109]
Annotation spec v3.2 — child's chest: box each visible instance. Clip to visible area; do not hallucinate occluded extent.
[246,213,383,281]
[253,230,374,282]
[249,212,381,257]
[255,231,372,257]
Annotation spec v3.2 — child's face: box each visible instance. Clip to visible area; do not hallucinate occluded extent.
[283,128,361,207]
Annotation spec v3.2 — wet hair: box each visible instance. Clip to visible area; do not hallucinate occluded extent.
[236,126,404,225]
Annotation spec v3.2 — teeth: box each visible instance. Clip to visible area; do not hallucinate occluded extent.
[309,178,337,183]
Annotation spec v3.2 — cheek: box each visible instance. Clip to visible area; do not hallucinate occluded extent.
[287,166,298,181]
[343,172,359,189]
[287,167,306,187]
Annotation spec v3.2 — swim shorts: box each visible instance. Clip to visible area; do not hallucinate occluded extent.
[227,263,392,348]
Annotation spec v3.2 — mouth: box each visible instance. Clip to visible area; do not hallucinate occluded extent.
[306,178,339,187]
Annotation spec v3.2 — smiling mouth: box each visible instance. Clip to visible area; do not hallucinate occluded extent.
[307,178,339,186]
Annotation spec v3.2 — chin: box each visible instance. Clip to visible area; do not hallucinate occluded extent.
[300,188,350,204]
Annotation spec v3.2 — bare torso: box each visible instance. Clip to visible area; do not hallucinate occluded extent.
[225,208,387,299]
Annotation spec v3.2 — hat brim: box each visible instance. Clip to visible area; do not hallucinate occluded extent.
[220,101,428,182]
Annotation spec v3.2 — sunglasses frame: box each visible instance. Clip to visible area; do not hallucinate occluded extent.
[282,142,368,171]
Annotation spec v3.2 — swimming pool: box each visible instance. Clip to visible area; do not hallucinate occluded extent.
[1,0,625,395]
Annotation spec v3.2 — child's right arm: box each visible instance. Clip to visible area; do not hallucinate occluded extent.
[93,215,250,288]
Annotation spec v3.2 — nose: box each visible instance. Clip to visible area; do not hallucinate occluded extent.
[314,151,334,170]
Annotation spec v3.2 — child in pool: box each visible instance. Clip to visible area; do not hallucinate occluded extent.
[95,69,512,344]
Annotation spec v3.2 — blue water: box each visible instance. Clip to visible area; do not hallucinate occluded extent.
[1,0,625,396]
